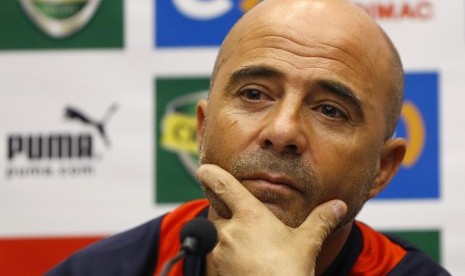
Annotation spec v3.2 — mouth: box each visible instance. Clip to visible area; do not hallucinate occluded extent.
[240,173,303,195]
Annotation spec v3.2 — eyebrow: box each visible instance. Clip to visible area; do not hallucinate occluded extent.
[226,65,284,92]
[225,65,364,119]
[316,80,364,119]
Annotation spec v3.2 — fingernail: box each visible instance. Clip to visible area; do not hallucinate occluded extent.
[331,201,347,221]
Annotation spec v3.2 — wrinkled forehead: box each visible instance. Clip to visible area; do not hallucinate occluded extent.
[234,1,388,68]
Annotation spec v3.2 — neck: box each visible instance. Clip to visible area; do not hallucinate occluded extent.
[314,221,353,275]
[205,208,353,276]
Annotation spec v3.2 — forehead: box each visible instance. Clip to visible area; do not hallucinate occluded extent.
[240,29,372,88]
[212,4,392,107]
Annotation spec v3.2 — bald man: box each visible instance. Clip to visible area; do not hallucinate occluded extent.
[48,0,450,275]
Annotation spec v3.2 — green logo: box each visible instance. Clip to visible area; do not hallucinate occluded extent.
[0,0,123,49]
[19,0,101,38]
[155,77,210,203]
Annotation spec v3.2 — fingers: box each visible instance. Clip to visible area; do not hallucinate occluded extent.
[299,200,347,251]
[197,164,262,215]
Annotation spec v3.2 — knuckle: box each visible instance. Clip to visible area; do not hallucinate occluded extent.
[217,230,231,246]
[212,176,228,195]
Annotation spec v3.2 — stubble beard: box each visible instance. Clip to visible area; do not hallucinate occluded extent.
[198,132,374,230]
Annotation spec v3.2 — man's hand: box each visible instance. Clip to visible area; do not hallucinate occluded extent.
[197,164,347,276]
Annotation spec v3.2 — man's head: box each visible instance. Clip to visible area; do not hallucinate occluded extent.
[197,0,406,228]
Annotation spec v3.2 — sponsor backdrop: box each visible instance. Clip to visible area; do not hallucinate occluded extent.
[0,0,463,274]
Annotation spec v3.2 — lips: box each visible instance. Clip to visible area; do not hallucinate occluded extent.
[240,172,303,194]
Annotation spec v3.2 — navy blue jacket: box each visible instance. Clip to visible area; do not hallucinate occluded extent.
[47,200,450,276]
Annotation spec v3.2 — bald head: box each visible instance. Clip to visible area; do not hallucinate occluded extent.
[211,0,403,140]
[198,0,408,237]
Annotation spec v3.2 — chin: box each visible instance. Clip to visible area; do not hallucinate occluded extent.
[263,202,307,228]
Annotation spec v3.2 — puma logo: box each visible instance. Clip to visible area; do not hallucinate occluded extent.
[64,104,117,147]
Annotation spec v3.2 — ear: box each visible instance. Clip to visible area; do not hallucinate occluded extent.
[368,138,407,199]
[196,99,208,152]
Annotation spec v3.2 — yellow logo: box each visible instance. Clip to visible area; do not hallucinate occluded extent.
[400,101,425,168]
[161,113,198,154]
[240,0,261,12]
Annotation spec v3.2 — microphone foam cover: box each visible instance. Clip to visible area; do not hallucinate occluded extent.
[180,218,218,256]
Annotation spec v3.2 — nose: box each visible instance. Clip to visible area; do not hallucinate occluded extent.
[257,102,307,155]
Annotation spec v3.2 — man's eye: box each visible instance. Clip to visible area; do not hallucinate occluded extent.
[242,89,263,100]
[320,105,345,118]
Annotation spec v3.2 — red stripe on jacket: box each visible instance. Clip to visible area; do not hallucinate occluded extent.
[154,199,209,276]
[350,221,407,275]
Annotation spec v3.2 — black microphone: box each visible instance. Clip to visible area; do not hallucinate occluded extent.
[160,218,218,276]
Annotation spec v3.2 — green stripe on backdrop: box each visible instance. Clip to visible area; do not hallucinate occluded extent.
[383,230,441,263]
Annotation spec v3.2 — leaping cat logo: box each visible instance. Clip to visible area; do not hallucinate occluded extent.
[64,104,118,147]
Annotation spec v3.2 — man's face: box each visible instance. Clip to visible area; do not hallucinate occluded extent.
[198,2,396,228]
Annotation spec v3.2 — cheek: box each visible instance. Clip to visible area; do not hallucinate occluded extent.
[202,110,258,167]
[310,133,378,197]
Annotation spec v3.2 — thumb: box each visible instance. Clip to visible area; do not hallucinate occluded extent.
[298,200,348,254]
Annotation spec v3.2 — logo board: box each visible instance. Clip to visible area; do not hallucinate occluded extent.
[155,0,261,47]
[376,72,440,199]
[155,0,433,47]
[19,0,101,39]
[0,0,123,49]
[155,77,209,203]
[4,103,117,180]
